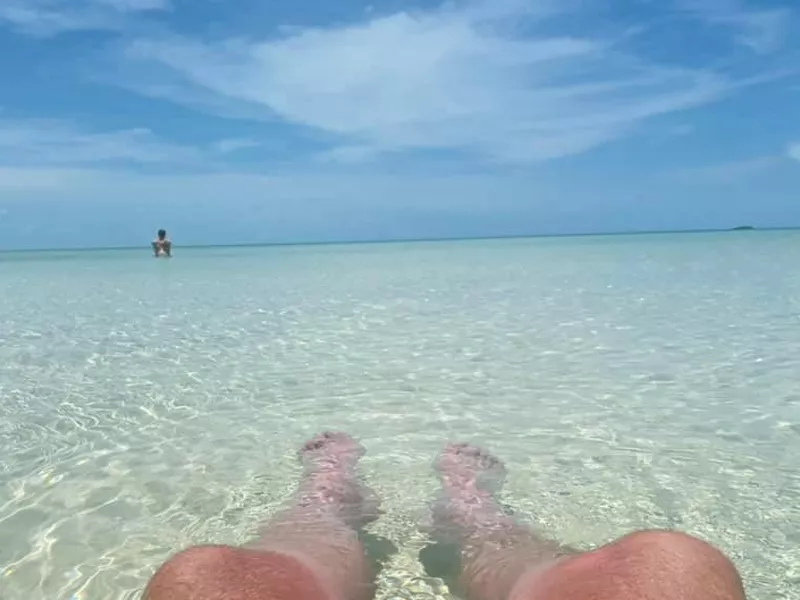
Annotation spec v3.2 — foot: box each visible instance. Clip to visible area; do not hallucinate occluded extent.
[296,432,379,528]
[436,442,507,495]
[431,443,509,542]
[300,431,365,471]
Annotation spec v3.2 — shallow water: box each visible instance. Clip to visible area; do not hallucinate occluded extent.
[1,233,799,600]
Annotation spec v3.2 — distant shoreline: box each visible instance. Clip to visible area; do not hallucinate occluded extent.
[0,225,796,253]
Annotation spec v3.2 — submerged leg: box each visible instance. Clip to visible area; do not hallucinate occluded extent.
[427,442,566,600]
[430,442,746,600]
[143,432,378,600]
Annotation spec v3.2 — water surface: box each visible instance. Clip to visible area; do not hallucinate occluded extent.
[1,232,799,599]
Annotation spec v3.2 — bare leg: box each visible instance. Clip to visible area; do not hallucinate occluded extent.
[143,432,378,600]
[431,443,747,600]
[428,443,566,600]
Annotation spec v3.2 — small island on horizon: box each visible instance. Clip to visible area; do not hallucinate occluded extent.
[730,225,756,231]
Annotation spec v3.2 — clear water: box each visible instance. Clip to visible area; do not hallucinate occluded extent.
[1,232,799,600]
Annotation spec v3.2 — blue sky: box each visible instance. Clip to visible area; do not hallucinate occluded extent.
[0,0,798,248]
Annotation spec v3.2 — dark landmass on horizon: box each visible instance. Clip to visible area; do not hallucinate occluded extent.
[0,225,796,253]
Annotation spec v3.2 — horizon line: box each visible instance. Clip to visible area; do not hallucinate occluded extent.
[0,225,796,254]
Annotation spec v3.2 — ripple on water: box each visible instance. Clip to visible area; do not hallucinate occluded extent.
[1,235,799,599]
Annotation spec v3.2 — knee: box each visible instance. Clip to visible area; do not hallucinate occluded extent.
[513,531,745,600]
[612,529,732,565]
[594,530,745,599]
[157,544,235,575]
[143,545,236,599]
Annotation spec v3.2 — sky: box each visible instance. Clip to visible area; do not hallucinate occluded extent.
[0,0,798,249]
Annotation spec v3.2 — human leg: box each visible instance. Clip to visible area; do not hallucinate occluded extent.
[430,443,746,600]
[143,432,378,600]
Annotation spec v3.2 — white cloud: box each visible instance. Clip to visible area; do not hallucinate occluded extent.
[0,0,168,36]
[0,165,580,249]
[0,167,553,215]
[678,0,791,54]
[0,119,199,166]
[671,155,783,183]
[116,1,735,164]
[788,143,800,162]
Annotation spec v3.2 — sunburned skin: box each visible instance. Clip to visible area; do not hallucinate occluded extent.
[143,432,746,600]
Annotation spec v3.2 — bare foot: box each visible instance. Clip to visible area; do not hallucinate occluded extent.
[436,442,507,495]
[296,432,379,528]
[300,431,365,471]
[431,443,509,543]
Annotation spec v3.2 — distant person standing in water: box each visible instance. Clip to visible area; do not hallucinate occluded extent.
[152,229,172,258]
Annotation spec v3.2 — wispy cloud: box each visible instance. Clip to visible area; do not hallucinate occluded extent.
[0,167,98,191]
[671,155,784,183]
[678,0,791,54]
[788,143,800,162]
[0,0,168,36]
[115,1,736,165]
[0,119,199,166]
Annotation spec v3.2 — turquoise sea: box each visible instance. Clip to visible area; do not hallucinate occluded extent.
[1,232,799,600]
